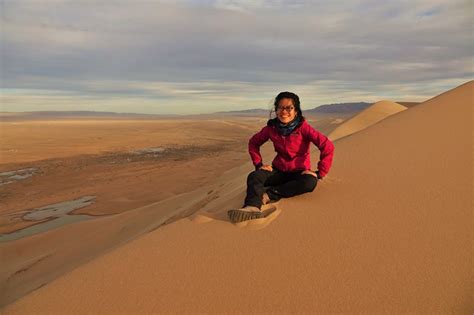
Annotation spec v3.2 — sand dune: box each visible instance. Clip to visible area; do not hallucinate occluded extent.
[328,100,407,141]
[3,81,473,313]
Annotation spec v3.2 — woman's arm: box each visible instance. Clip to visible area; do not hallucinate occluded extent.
[304,124,335,178]
[248,126,270,170]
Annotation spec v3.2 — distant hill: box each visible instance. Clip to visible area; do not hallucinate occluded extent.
[214,103,373,116]
[306,102,372,114]
[215,102,421,116]
[213,109,270,116]
[2,102,398,120]
[1,111,156,117]
[0,111,178,120]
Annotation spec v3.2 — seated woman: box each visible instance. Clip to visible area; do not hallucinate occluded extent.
[228,91,335,223]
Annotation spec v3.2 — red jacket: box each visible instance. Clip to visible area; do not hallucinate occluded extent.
[248,118,334,178]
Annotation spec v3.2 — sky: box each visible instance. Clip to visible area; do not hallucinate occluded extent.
[1,0,472,114]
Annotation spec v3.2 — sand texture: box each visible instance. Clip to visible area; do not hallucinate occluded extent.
[2,81,473,314]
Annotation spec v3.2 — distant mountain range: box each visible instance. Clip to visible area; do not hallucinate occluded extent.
[306,102,372,114]
[1,111,163,117]
[0,111,178,120]
[213,109,270,116]
[215,102,374,116]
[217,101,420,116]
[1,102,420,119]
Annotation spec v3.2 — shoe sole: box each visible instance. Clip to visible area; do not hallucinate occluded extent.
[227,209,264,223]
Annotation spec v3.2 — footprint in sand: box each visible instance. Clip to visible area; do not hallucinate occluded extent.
[189,204,282,230]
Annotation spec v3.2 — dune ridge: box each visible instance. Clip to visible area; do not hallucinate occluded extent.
[3,81,473,314]
[328,100,407,141]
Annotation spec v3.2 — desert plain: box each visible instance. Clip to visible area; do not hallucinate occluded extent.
[0,81,472,313]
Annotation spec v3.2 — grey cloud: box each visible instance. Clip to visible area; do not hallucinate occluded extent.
[1,0,472,113]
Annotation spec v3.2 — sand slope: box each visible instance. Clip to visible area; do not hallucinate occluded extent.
[4,81,473,314]
[328,100,407,141]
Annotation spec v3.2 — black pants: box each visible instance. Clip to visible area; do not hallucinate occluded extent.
[244,168,318,209]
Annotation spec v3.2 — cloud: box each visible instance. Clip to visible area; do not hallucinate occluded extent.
[1,0,472,113]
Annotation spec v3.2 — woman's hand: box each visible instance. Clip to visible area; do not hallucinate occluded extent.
[301,170,318,178]
[259,164,273,172]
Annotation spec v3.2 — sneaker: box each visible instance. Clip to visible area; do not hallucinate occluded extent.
[228,206,263,223]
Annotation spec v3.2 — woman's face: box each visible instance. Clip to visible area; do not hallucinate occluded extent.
[276,98,297,124]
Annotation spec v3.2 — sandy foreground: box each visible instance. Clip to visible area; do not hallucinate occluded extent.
[0,112,346,307]
[0,117,264,304]
[2,82,473,313]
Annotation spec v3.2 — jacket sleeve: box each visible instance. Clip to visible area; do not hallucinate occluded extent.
[304,124,335,178]
[248,126,270,169]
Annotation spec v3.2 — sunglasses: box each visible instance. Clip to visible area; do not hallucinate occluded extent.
[276,105,295,112]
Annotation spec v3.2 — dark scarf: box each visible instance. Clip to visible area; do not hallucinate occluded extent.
[274,116,302,136]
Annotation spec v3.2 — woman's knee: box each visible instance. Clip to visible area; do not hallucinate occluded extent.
[247,169,269,183]
[301,174,318,192]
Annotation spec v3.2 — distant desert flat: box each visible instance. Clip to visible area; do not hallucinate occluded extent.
[1,81,472,313]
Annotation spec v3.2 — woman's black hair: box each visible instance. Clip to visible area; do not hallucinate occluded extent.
[273,91,303,118]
